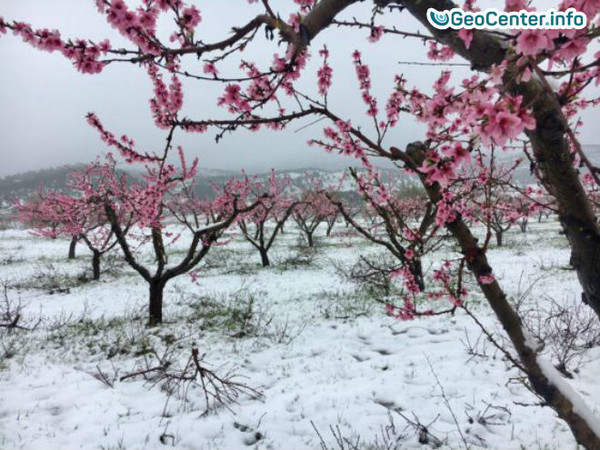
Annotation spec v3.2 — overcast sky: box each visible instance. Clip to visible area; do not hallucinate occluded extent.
[1,1,599,177]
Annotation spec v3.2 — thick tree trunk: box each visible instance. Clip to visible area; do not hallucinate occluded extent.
[68,236,77,259]
[92,251,101,280]
[259,248,270,267]
[148,279,165,326]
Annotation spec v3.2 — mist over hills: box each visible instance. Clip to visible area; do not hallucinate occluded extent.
[0,165,391,205]
[2,144,598,204]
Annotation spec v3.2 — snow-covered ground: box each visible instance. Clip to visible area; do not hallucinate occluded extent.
[0,219,598,450]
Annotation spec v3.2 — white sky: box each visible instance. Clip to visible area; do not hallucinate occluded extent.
[0,1,598,176]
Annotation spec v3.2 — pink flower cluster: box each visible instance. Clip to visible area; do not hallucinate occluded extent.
[272,46,309,95]
[368,26,384,43]
[386,300,418,321]
[317,46,333,97]
[179,6,201,33]
[244,61,276,102]
[1,19,110,74]
[218,84,251,114]
[312,119,369,163]
[406,70,536,154]
[479,97,536,147]
[510,1,600,61]
[427,42,455,61]
[236,170,293,226]
[352,51,378,117]
[392,266,422,295]
[432,260,469,307]
[15,156,127,253]
[385,75,407,126]
[147,64,183,128]
[203,62,218,76]
[100,0,162,56]
[86,113,160,164]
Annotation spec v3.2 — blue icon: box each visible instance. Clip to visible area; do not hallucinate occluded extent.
[429,10,450,27]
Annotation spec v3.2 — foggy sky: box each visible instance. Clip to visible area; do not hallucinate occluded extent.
[1,1,599,177]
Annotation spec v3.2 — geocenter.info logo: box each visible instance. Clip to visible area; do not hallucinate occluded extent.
[427,7,587,30]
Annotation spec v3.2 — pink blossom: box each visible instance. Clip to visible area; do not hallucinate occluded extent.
[479,274,496,285]
[180,6,201,32]
[505,0,529,12]
[427,42,455,61]
[203,62,218,76]
[489,63,506,85]
[556,37,588,61]
[317,47,333,97]
[515,30,553,56]
[368,26,384,43]
[293,0,316,13]
[458,29,474,49]
[287,13,302,33]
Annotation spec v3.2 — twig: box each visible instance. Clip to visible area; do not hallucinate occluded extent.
[425,356,469,450]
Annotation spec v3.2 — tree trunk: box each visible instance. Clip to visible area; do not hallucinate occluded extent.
[259,248,270,267]
[405,142,600,450]
[398,0,600,323]
[409,257,425,291]
[326,220,335,237]
[92,250,101,280]
[68,236,77,259]
[519,220,528,233]
[306,232,314,247]
[495,230,503,247]
[148,279,165,326]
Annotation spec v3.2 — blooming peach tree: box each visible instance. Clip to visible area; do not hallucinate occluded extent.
[326,168,441,313]
[75,115,261,324]
[237,170,297,267]
[14,163,126,281]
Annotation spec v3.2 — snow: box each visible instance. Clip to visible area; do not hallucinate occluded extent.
[0,219,598,449]
[536,355,600,439]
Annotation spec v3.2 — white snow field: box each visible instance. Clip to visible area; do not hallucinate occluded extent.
[0,219,598,450]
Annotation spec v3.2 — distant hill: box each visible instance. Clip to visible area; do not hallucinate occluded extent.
[0,164,86,202]
[3,144,597,206]
[0,164,415,206]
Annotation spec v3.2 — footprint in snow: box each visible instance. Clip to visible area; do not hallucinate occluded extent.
[373,348,394,356]
[233,422,264,446]
[242,432,264,446]
[390,326,449,338]
[351,353,371,362]
[356,333,371,344]
[374,397,400,410]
